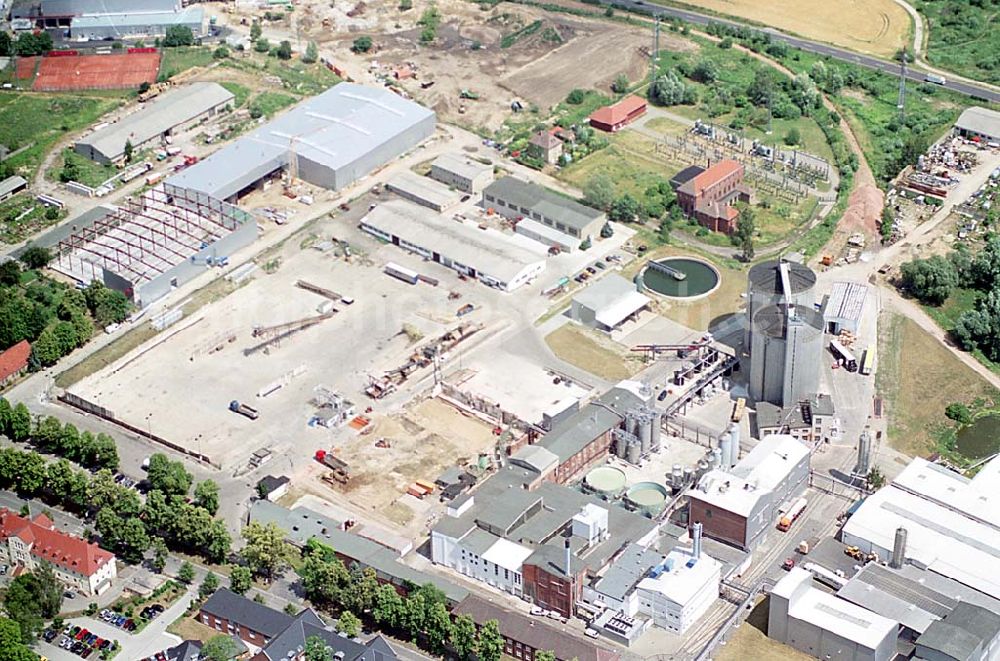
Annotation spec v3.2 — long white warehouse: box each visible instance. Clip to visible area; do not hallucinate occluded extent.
[361,200,545,292]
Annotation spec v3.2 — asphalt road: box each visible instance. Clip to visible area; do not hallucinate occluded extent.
[602,0,1000,103]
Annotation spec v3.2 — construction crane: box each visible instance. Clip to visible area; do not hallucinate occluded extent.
[244,311,335,356]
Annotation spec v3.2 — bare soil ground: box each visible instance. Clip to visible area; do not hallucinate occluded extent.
[662,0,910,58]
[545,323,643,380]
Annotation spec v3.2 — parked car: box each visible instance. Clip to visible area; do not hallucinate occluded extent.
[658,389,668,401]
[43,629,57,642]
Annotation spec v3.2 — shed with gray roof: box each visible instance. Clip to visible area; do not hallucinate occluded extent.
[483,176,605,241]
[954,106,1000,143]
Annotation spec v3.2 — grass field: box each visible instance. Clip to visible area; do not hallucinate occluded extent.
[545,324,642,381]
[660,0,910,58]
[0,93,122,180]
[158,46,215,79]
[51,148,119,188]
[877,311,999,458]
[220,81,251,108]
[912,0,1000,85]
[250,91,298,118]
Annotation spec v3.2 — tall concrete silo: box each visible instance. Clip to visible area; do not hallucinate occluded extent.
[746,260,817,348]
[748,303,824,406]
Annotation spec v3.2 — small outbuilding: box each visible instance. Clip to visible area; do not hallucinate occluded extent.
[429,154,493,194]
[0,176,28,202]
[589,95,647,133]
[570,274,650,332]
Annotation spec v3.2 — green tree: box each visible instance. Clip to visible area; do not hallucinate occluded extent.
[566,88,586,104]
[254,38,270,53]
[451,613,478,660]
[146,453,192,496]
[608,194,640,222]
[734,206,756,261]
[0,260,20,286]
[277,40,292,60]
[202,634,242,661]
[0,33,12,57]
[373,584,404,629]
[250,20,262,41]
[582,173,615,210]
[945,402,973,425]
[194,479,220,515]
[691,58,719,84]
[284,602,299,616]
[178,561,196,584]
[649,70,695,106]
[213,46,229,59]
[953,285,1000,362]
[611,73,629,94]
[151,537,168,573]
[535,652,557,661]
[31,326,61,366]
[228,565,253,595]
[351,36,373,53]
[200,572,220,599]
[866,466,886,490]
[123,139,134,164]
[476,620,504,661]
[784,127,801,146]
[302,41,318,63]
[4,568,61,642]
[9,403,30,442]
[0,616,37,661]
[338,610,361,638]
[241,521,296,582]
[900,255,957,305]
[424,602,453,653]
[304,635,334,661]
[19,246,51,270]
[399,0,413,9]
[600,222,614,238]
[163,25,195,47]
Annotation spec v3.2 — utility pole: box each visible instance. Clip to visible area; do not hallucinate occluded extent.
[650,15,661,85]
[897,49,908,123]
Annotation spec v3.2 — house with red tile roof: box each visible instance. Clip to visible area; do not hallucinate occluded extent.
[0,340,30,387]
[589,95,647,133]
[671,159,752,234]
[0,508,117,596]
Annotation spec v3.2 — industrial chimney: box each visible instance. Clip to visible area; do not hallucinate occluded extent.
[890,527,907,569]
[564,538,572,577]
[857,429,872,476]
[692,521,703,559]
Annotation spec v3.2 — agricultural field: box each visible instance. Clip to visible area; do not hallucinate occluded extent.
[877,311,999,458]
[912,0,1000,85]
[661,0,910,58]
[0,93,123,181]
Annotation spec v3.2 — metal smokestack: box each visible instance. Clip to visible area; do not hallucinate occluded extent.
[891,527,907,569]
[564,538,572,576]
[693,522,703,559]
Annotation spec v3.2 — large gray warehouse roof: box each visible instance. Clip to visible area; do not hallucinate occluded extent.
[747,259,817,296]
[76,82,232,161]
[485,177,603,232]
[71,6,202,30]
[14,0,179,17]
[955,106,1000,139]
[168,83,436,200]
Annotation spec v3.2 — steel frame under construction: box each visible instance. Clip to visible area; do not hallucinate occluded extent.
[52,183,257,307]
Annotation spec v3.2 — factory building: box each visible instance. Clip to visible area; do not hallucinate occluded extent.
[823,281,868,335]
[74,83,233,165]
[360,200,546,293]
[13,0,179,28]
[748,303,824,407]
[671,159,752,234]
[841,455,1000,600]
[483,177,605,243]
[570,275,651,333]
[915,603,1000,661]
[385,171,462,212]
[954,106,1000,144]
[769,568,898,661]
[688,435,810,550]
[429,154,494,194]
[167,83,435,202]
[746,259,817,348]
[756,393,839,445]
[69,6,203,40]
[430,466,658,619]
[635,538,721,634]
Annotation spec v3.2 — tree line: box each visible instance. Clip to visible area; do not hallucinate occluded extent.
[900,235,1000,361]
[0,398,118,471]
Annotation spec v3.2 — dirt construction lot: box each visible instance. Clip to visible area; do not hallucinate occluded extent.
[666,0,910,58]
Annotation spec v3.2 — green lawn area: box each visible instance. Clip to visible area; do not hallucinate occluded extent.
[250,91,297,118]
[221,55,342,97]
[0,194,68,244]
[922,287,1000,374]
[50,148,119,188]
[911,0,1000,85]
[220,81,251,108]
[0,93,123,180]
[560,130,685,199]
[158,46,215,78]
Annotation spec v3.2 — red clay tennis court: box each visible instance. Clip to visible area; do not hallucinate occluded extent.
[32,52,160,91]
[14,56,38,80]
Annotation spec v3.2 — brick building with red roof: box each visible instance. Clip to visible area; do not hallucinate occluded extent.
[0,340,30,387]
[589,95,647,133]
[671,159,752,234]
[0,508,117,596]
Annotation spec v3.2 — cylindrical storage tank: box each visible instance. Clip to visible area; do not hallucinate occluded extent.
[650,412,661,451]
[684,466,695,485]
[639,416,652,454]
[671,464,683,489]
[719,432,733,470]
[728,423,741,467]
[627,440,642,465]
[746,260,817,348]
[710,448,722,469]
[891,527,907,568]
[625,482,669,517]
[858,429,872,475]
[748,303,824,407]
[696,459,710,477]
[584,466,627,500]
[629,413,643,438]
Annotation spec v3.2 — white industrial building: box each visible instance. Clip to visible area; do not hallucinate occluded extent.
[168,83,436,202]
[430,154,494,194]
[70,6,203,40]
[823,281,868,335]
[75,83,234,165]
[635,539,720,633]
[571,275,650,332]
[385,171,462,212]
[688,434,810,550]
[841,456,1000,600]
[954,106,1000,143]
[769,568,898,661]
[360,200,546,292]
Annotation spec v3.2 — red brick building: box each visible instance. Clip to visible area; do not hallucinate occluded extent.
[521,542,587,618]
[672,160,752,234]
[0,340,30,387]
[589,95,647,133]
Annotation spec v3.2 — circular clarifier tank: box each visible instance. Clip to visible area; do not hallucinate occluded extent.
[641,257,721,299]
[584,466,627,498]
[625,481,669,516]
